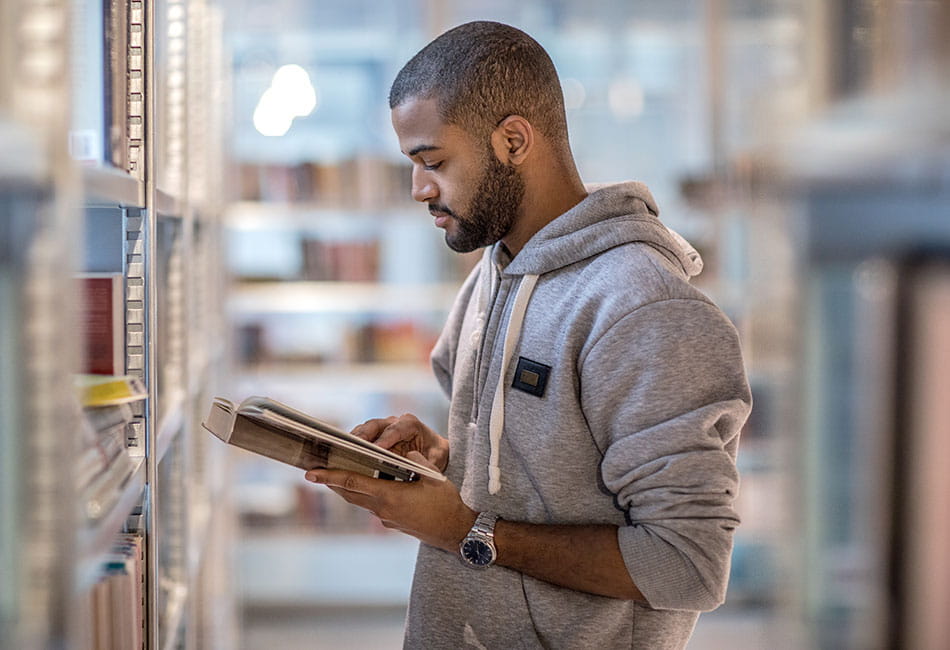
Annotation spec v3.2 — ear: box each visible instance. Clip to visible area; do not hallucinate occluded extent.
[490,115,533,166]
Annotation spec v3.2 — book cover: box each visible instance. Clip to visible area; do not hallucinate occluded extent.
[203,396,445,483]
[78,273,124,375]
[76,375,147,408]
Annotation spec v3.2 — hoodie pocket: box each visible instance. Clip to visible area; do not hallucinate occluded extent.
[520,574,635,649]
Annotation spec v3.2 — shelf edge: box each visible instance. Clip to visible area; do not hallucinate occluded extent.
[82,165,144,206]
[159,581,189,650]
[155,392,186,464]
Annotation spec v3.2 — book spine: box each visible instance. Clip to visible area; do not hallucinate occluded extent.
[79,274,125,375]
[88,532,144,650]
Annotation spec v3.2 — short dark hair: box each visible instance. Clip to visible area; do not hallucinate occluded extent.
[389,21,569,147]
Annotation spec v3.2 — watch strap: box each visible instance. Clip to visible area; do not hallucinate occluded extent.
[470,512,499,540]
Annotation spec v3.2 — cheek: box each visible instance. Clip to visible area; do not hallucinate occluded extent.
[448,165,483,213]
[437,177,461,211]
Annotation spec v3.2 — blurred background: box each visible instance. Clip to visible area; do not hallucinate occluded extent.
[1,0,948,649]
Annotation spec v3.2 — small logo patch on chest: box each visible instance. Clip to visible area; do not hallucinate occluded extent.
[512,357,551,397]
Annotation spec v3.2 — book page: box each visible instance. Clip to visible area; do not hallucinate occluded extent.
[240,396,445,481]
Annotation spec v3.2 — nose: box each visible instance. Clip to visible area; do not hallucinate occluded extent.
[411,167,438,203]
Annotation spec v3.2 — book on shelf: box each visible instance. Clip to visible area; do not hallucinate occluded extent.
[103,0,129,170]
[68,0,106,164]
[77,398,138,514]
[202,396,445,482]
[77,417,129,488]
[83,532,144,650]
[76,374,146,408]
[78,273,124,375]
[84,401,135,432]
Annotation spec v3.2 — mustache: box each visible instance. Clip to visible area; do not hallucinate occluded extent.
[428,203,456,218]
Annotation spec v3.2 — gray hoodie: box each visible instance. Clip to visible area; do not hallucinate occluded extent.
[404,182,752,649]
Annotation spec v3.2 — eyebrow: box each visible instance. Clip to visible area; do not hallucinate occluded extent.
[406,144,441,157]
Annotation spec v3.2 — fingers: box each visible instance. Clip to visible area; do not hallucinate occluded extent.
[352,414,427,452]
[305,469,378,496]
[350,416,397,442]
[324,484,378,513]
[374,414,425,450]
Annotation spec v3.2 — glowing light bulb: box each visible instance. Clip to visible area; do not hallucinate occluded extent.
[253,87,293,137]
[252,64,320,137]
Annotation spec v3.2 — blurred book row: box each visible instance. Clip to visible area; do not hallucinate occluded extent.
[300,238,380,282]
[76,378,145,521]
[237,318,440,367]
[75,273,145,520]
[236,158,410,206]
[77,533,145,650]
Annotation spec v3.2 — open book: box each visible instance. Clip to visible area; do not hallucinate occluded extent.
[202,396,445,482]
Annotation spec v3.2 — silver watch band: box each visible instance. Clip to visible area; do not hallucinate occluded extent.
[471,512,499,539]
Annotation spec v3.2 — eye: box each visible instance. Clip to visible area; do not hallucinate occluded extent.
[422,161,443,171]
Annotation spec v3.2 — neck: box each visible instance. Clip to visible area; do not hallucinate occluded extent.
[502,153,587,257]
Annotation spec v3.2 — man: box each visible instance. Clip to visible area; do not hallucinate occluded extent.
[304,21,751,649]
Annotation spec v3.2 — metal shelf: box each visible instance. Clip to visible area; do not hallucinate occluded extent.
[155,391,186,465]
[237,362,441,395]
[1,0,234,646]
[226,200,421,230]
[237,532,418,608]
[229,281,459,315]
[155,187,184,217]
[187,497,213,579]
[160,581,189,650]
[82,165,144,207]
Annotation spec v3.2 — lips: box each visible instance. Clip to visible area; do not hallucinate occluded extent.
[429,207,452,229]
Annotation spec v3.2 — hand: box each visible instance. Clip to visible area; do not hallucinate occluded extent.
[351,414,449,472]
[305,451,475,552]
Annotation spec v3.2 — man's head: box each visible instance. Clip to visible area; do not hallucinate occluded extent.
[390,21,572,253]
[389,21,569,148]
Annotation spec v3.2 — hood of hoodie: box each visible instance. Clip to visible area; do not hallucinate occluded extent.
[502,181,703,279]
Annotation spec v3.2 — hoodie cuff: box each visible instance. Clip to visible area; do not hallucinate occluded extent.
[617,525,719,612]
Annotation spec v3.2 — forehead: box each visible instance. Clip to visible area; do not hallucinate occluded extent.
[391,96,474,155]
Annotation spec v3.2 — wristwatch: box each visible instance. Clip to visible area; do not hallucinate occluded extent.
[459,512,499,568]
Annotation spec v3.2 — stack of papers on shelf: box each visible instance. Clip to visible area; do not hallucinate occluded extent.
[75,375,145,520]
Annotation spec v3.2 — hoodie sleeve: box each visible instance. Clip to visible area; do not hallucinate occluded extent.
[580,298,752,612]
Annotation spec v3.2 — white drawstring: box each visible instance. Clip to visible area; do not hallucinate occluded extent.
[487,273,539,494]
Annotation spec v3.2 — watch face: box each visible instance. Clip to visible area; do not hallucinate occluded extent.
[461,538,494,567]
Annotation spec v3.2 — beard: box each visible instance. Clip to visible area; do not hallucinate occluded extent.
[435,152,525,253]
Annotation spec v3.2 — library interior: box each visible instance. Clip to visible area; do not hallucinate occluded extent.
[1,0,948,648]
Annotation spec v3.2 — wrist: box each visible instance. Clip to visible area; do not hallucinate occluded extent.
[445,505,477,552]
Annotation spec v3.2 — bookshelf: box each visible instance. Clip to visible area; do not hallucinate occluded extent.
[757,2,950,645]
[0,0,234,648]
[780,96,950,648]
